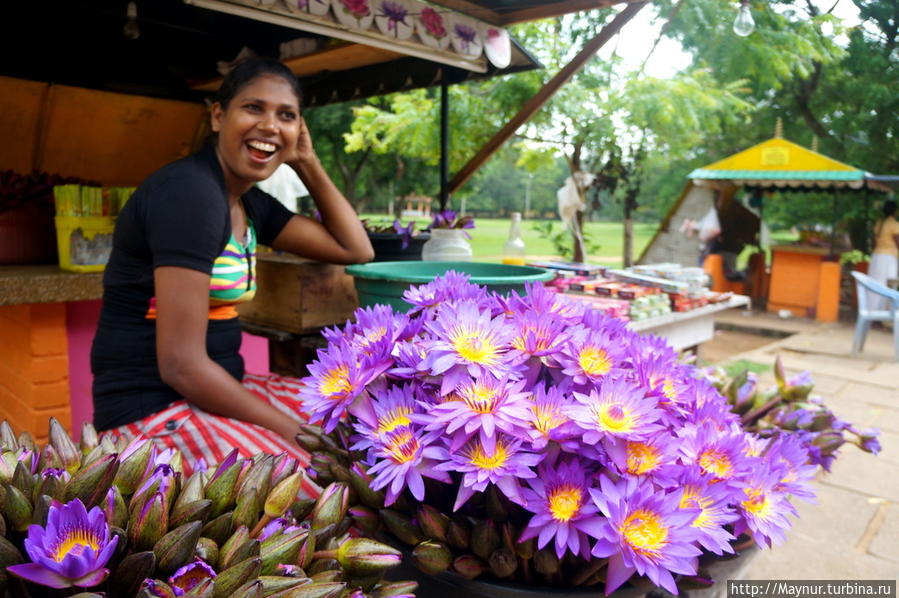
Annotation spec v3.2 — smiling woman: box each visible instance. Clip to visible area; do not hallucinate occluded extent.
[90,57,373,480]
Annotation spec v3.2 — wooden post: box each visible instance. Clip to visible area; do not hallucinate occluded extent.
[448,2,647,194]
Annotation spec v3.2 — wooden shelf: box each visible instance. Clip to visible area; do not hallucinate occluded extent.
[0,264,104,306]
[191,43,404,92]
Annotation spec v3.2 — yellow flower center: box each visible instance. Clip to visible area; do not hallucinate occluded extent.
[578,346,612,376]
[620,508,668,556]
[596,403,635,433]
[548,484,583,522]
[512,324,557,353]
[626,441,661,475]
[698,448,733,479]
[467,441,509,470]
[532,402,566,436]
[319,365,351,398]
[679,486,713,528]
[452,331,500,365]
[377,406,413,435]
[460,382,499,414]
[386,428,419,464]
[52,529,100,562]
[741,487,772,519]
[662,378,678,401]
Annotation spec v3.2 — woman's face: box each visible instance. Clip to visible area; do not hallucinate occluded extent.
[211,73,300,189]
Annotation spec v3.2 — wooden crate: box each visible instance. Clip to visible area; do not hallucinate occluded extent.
[237,253,358,335]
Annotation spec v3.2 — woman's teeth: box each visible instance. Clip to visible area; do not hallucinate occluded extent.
[247,140,277,153]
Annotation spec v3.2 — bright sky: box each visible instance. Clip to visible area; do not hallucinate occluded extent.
[597,0,864,79]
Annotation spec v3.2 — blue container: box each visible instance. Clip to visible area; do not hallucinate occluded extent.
[345,261,554,311]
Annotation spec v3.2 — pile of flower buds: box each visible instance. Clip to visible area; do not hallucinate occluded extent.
[0,418,414,598]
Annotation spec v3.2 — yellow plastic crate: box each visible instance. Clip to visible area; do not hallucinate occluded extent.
[54,215,115,272]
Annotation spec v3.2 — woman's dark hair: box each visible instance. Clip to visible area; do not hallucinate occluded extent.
[214,57,303,109]
[883,199,897,218]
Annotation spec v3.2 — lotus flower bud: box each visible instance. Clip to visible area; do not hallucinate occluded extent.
[181,577,215,597]
[220,526,252,569]
[452,554,487,579]
[108,550,156,597]
[81,445,108,470]
[417,504,450,543]
[258,575,309,595]
[296,522,315,569]
[471,520,500,561]
[0,534,24,568]
[17,431,36,452]
[195,537,219,568]
[154,521,204,576]
[275,582,346,598]
[32,493,52,527]
[515,536,536,560]
[411,540,451,575]
[349,505,380,534]
[233,485,262,532]
[65,453,119,508]
[486,485,510,522]
[275,563,305,577]
[231,580,264,598]
[140,579,178,598]
[265,471,305,520]
[213,556,262,598]
[0,421,17,451]
[169,499,213,530]
[48,417,81,474]
[260,527,308,576]
[3,483,33,531]
[489,547,517,578]
[311,482,349,531]
[238,454,274,498]
[347,464,385,509]
[115,439,154,496]
[38,443,63,471]
[372,581,419,597]
[534,548,560,575]
[307,558,340,576]
[205,455,244,518]
[79,422,100,454]
[290,497,316,521]
[12,461,35,498]
[336,537,402,576]
[295,431,322,452]
[200,511,234,546]
[34,466,69,503]
[269,453,298,489]
[813,431,844,454]
[678,574,715,590]
[378,509,422,546]
[0,450,17,483]
[132,464,179,515]
[446,516,470,549]
[129,491,169,552]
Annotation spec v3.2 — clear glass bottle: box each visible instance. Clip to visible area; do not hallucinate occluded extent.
[502,212,526,265]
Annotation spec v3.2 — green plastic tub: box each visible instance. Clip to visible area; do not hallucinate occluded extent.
[345,261,554,311]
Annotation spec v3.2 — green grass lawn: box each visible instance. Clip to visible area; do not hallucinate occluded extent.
[362,214,657,265]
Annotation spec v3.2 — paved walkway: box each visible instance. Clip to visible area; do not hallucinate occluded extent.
[711,310,898,582]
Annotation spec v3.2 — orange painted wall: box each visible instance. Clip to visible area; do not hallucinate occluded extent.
[0,303,71,444]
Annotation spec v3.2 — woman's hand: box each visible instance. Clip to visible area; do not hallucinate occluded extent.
[285,116,316,168]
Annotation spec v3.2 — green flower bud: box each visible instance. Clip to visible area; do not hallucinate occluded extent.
[488,547,517,578]
[0,421,17,451]
[231,580,264,598]
[349,505,380,535]
[336,537,402,576]
[258,575,309,596]
[205,457,244,518]
[290,497,316,522]
[175,471,207,510]
[213,556,262,598]
[452,554,487,580]
[269,453,298,489]
[169,498,213,530]
[446,516,470,550]
[417,504,450,543]
[33,469,66,503]
[139,579,177,598]
[311,482,349,531]
[154,521,204,577]
[114,438,153,496]
[108,550,156,598]
[201,511,234,546]
[17,431,36,452]
[297,527,316,569]
[0,534,24,568]
[12,461,35,498]
[0,450,17,484]
[220,525,251,568]
[486,485,510,522]
[195,537,219,569]
[412,540,452,576]
[38,443,62,471]
[534,548,560,575]
[233,485,261,532]
[470,520,500,561]
[79,422,100,454]
[32,493,52,527]
[378,509,422,546]
[371,580,420,597]
[65,453,119,508]
[260,527,308,576]
[49,416,81,474]
[4,483,33,531]
[264,472,305,519]
[514,536,536,560]
[274,582,346,598]
[128,492,169,552]
[306,559,340,577]
[295,432,322,453]
[347,464,385,510]
[238,454,274,499]
[182,578,215,597]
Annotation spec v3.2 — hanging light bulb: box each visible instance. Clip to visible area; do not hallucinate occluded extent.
[733,0,755,37]
[123,1,140,40]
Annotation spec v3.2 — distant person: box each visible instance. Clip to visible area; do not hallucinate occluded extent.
[869,199,899,310]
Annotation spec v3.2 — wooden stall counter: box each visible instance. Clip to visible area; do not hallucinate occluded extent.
[767,244,840,322]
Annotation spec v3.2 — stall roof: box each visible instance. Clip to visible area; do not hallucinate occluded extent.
[2,1,627,107]
[688,137,890,192]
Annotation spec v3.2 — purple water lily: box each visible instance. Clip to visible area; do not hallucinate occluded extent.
[7,498,118,589]
[168,559,217,595]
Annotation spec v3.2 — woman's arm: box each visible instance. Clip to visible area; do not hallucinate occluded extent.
[271,117,373,264]
[154,266,301,441]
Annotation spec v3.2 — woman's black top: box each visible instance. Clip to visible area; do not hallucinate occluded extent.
[91,145,293,431]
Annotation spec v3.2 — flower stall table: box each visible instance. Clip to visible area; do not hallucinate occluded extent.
[627,294,750,352]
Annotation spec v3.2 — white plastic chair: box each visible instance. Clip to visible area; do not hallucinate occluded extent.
[850,271,899,360]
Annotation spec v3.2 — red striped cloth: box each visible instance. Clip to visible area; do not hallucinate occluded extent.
[103,373,320,499]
